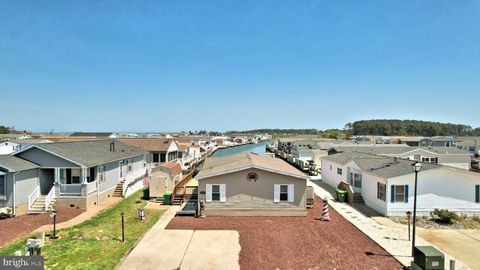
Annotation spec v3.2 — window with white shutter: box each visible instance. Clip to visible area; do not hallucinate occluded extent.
[206,184,212,202]
[220,184,226,202]
[274,184,280,202]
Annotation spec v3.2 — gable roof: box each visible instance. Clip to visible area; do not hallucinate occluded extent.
[160,162,182,176]
[117,138,176,152]
[197,152,308,180]
[322,151,440,179]
[14,140,145,167]
[0,155,39,172]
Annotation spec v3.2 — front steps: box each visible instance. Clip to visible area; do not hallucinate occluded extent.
[352,193,364,203]
[28,195,55,214]
[113,181,125,197]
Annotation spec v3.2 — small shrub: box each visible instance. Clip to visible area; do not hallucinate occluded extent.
[472,215,480,223]
[430,209,459,224]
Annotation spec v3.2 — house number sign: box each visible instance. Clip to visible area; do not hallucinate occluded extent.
[246,172,258,182]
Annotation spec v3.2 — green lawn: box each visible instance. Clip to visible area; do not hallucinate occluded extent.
[0,190,164,270]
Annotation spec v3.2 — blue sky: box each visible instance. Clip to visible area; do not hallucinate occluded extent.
[1,1,479,132]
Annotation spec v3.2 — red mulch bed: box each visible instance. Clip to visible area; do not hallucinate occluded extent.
[167,197,403,270]
[0,208,84,247]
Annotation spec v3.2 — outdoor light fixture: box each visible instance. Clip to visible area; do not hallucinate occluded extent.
[412,162,423,173]
[411,162,422,256]
[50,209,57,239]
[406,211,412,241]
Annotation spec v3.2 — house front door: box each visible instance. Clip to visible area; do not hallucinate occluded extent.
[350,173,362,193]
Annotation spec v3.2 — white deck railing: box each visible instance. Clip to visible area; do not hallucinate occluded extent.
[27,186,40,210]
[59,184,83,195]
[85,181,97,195]
[44,186,55,210]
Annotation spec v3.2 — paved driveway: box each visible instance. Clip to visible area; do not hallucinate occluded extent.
[418,229,480,270]
[167,197,403,270]
[118,205,240,270]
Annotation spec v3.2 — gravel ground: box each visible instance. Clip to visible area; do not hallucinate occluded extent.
[167,197,403,270]
[0,208,84,247]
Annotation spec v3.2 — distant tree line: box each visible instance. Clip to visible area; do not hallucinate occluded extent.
[0,125,10,134]
[0,125,31,135]
[345,120,480,137]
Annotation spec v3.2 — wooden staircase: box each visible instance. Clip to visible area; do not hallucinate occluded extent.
[113,181,125,197]
[172,194,183,205]
[28,195,55,214]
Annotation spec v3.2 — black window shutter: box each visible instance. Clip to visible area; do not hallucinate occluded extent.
[404,185,409,203]
[476,185,480,203]
[390,185,395,203]
[377,182,380,199]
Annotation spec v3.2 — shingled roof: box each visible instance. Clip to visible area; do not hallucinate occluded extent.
[15,140,146,167]
[0,155,39,172]
[196,152,308,180]
[322,151,440,179]
[117,138,176,152]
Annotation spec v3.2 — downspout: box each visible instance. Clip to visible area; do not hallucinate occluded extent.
[12,171,19,217]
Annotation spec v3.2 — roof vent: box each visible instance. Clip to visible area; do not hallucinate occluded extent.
[110,141,115,151]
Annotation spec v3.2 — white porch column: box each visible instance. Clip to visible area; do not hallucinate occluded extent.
[54,168,59,184]
[82,168,88,184]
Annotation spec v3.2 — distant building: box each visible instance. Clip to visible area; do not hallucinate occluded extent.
[400,136,457,147]
[457,138,480,156]
[69,132,118,138]
[117,138,179,168]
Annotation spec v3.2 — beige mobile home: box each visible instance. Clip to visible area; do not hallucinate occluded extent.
[196,152,309,216]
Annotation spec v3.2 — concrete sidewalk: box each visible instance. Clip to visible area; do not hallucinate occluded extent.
[118,206,240,270]
[308,180,471,270]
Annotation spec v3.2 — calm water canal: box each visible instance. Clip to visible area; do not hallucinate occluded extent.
[212,140,273,157]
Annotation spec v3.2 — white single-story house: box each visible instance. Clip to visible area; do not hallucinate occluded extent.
[0,141,21,155]
[196,152,309,216]
[12,140,147,212]
[321,151,480,216]
[0,155,41,215]
[329,145,472,170]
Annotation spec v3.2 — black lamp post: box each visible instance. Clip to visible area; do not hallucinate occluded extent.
[411,161,422,257]
[121,212,125,242]
[406,211,412,241]
[50,209,57,239]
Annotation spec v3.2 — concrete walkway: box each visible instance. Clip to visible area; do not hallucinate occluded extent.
[308,180,471,270]
[118,206,241,270]
[35,197,122,232]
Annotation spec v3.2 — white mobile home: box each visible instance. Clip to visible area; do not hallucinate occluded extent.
[321,152,480,216]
